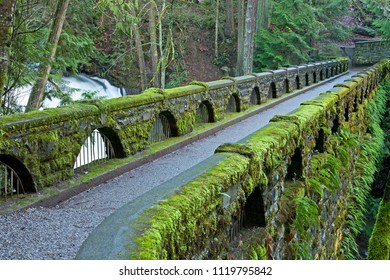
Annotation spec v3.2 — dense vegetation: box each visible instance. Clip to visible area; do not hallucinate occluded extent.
[0,0,389,114]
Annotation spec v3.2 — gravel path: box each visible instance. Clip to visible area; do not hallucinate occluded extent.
[0,70,362,259]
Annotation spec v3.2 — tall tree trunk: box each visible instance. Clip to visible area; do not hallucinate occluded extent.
[236,0,245,76]
[256,0,271,33]
[131,3,147,91]
[26,0,70,111]
[242,0,258,74]
[148,0,159,87]
[159,0,166,89]
[0,0,16,112]
[215,0,219,56]
[225,0,234,37]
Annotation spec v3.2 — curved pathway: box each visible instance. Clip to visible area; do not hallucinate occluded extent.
[0,69,363,259]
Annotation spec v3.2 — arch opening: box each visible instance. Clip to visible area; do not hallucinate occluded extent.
[149,111,179,143]
[284,79,290,93]
[268,82,277,99]
[313,72,317,83]
[244,186,266,228]
[196,101,215,123]
[305,73,309,86]
[74,129,119,171]
[0,155,35,197]
[286,148,303,181]
[344,105,350,121]
[314,129,325,153]
[250,87,261,105]
[229,186,266,242]
[226,94,240,113]
[332,115,340,134]
[295,76,301,90]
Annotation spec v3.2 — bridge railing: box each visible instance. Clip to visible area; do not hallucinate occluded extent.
[0,58,349,200]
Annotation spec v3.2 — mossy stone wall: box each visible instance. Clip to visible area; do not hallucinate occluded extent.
[355,40,390,65]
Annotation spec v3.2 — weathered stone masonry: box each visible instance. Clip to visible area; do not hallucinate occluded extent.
[354,40,390,65]
[0,59,348,194]
[75,59,390,260]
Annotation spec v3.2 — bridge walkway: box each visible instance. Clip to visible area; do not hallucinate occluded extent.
[0,68,364,259]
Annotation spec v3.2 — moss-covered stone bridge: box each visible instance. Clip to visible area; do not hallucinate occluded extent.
[1,57,390,260]
[0,59,348,193]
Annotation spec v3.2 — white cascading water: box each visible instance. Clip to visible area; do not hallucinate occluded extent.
[14,73,122,109]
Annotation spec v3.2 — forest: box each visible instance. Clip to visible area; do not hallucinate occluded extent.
[0,0,389,115]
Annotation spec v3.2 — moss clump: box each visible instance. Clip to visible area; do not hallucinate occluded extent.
[367,198,390,260]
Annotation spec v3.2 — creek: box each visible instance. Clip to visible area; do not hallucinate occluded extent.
[15,73,123,109]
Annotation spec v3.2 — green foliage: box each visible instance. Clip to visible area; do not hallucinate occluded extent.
[254,0,352,70]
[165,71,188,89]
[254,28,312,69]
[361,0,390,38]
[339,80,388,259]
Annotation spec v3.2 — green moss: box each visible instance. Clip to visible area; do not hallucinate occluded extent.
[177,110,196,135]
[98,91,164,111]
[0,103,99,132]
[164,85,205,98]
[367,199,390,260]
[130,153,251,259]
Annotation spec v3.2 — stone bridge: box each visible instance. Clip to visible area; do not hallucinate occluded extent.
[0,59,348,194]
[73,59,389,260]
[3,56,390,260]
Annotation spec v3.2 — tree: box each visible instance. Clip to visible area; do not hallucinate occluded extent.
[362,0,390,38]
[256,0,271,33]
[236,0,245,75]
[148,0,160,87]
[236,0,258,75]
[242,0,258,74]
[0,0,17,113]
[225,0,234,37]
[26,0,70,111]
[130,2,148,91]
[253,0,351,70]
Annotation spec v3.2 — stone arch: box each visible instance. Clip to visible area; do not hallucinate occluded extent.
[313,71,317,83]
[295,76,301,90]
[196,100,215,123]
[285,148,303,181]
[320,69,324,81]
[226,93,241,113]
[314,128,325,153]
[344,104,350,121]
[305,73,310,86]
[244,186,266,228]
[332,115,340,134]
[284,78,290,93]
[98,127,126,158]
[353,91,359,112]
[268,82,277,99]
[74,129,119,170]
[250,87,261,105]
[149,110,179,143]
[0,154,36,194]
